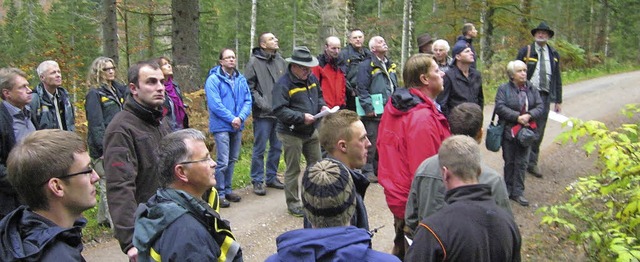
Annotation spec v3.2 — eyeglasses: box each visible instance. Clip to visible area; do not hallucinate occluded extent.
[178,155,214,165]
[102,67,116,72]
[40,163,95,186]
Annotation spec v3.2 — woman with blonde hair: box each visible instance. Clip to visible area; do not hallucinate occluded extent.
[84,56,128,227]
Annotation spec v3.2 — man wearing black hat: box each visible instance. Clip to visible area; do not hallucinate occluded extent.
[272,46,329,217]
[416,33,434,54]
[436,41,484,117]
[516,22,563,178]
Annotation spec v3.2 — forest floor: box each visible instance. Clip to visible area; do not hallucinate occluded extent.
[83,71,640,261]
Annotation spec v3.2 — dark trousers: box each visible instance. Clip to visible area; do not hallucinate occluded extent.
[502,136,530,197]
[362,119,380,177]
[529,92,550,168]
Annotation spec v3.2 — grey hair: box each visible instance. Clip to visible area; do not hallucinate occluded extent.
[156,128,206,187]
[36,60,59,77]
[369,36,383,50]
[439,135,481,182]
[432,39,450,52]
[0,68,28,100]
[506,60,527,79]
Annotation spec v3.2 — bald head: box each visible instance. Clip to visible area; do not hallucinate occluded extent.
[325,36,341,58]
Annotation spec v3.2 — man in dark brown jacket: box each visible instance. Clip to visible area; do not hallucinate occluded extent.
[104,60,171,260]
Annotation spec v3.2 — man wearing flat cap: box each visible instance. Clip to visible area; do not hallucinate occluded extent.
[516,22,563,179]
[416,33,434,54]
[272,46,329,217]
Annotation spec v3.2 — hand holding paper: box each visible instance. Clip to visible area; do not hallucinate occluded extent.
[313,106,340,119]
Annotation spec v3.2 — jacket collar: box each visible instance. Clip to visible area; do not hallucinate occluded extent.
[124,96,164,126]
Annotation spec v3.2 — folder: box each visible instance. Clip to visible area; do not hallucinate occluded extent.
[355,93,384,116]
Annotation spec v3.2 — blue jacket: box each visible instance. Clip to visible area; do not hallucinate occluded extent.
[205,65,252,133]
[266,226,399,262]
[0,206,86,261]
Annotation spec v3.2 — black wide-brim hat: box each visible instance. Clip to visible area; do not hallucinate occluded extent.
[531,22,555,38]
[286,46,319,67]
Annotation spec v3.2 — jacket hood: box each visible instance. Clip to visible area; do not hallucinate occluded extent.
[208,65,242,79]
[457,35,473,44]
[269,226,373,260]
[133,189,194,254]
[251,47,280,61]
[387,88,432,116]
[0,206,85,261]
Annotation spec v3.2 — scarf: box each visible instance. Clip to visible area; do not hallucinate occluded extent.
[164,76,186,128]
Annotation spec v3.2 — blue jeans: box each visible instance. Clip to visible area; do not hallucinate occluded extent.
[214,131,242,197]
[250,117,282,184]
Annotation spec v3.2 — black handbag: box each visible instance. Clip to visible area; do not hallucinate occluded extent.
[485,109,503,152]
[516,125,539,147]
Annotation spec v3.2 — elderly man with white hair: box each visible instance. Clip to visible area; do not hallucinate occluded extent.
[355,35,398,184]
[30,60,75,131]
[432,39,452,73]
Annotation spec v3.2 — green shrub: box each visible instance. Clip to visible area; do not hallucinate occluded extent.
[539,104,640,261]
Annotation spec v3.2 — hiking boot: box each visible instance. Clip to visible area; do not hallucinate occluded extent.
[220,198,231,208]
[527,166,543,178]
[510,195,530,207]
[288,206,304,217]
[253,183,266,196]
[266,179,285,189]
[226,192,242,202]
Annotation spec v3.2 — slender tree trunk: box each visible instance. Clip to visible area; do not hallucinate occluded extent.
[250,0,257,55]
[102,0,119,64]
[172,0,200,92]
[401,0,412,72]
[147,13,154,58]
[481,5,495,67]
[123,0,130,69]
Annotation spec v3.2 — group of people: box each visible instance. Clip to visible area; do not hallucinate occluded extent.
[0,20,562,261]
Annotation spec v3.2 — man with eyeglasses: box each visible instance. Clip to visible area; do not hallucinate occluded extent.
[0,129,99,261]
[134,128,243,261]
[104,60,171,261]
[0,67,36,219]
[204,48,252,208]
[30,60,75,131]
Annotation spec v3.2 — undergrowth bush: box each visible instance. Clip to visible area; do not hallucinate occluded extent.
[539,104,640,261]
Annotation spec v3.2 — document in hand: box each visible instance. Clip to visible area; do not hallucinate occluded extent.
[313,106,340,119]
[355,94,384,116]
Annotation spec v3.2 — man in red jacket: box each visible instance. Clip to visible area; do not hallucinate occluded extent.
[378,54,451,260]
[312,36,347,109]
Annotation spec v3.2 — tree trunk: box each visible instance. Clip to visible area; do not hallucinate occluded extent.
[172,0,200,92]
[123,0,130,69]
[480,0,495,67]
[401,0,412,72]
[250,0,257,55]
[102,0,119,65]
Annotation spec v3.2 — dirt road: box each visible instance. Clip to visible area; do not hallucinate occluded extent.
[83,71,640,261]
